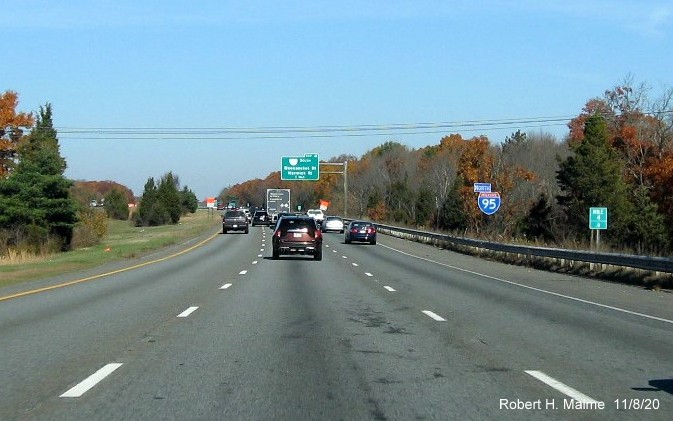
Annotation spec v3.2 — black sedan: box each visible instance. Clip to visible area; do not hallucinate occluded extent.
[344,220,377,245]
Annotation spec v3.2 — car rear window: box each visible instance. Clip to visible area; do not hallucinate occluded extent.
[225,211,244,217]
[280,219,314,230]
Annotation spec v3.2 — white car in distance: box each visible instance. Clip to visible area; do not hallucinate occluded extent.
[306,209,325,226]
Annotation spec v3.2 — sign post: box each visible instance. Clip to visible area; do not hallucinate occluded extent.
[589,207,608,249]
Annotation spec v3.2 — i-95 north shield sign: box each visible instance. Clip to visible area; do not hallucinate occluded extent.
[478,192,501,215]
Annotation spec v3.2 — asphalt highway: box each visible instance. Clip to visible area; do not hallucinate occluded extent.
[1,226,672,420]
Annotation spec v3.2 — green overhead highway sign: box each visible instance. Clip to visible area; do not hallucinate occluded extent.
[589,207,608,230]
[281,154,320,181]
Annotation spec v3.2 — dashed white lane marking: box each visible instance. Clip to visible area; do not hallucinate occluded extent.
[365,272,373,277]
[239,270,248,275]
[220,283,232,290]
[60,363,123,398]
[352,263,359,267]
[384,286,396,292]
[260,248,265,252]
[252,261,258,265]
[380,243,673,325]
[342,256,347,259]
[258,254,263,257]
[525,371,599,403]
[178,307,199,318]
[333,250,338,253]
[422,310,446,321]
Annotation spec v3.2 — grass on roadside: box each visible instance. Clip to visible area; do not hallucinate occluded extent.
[0,209,222,288]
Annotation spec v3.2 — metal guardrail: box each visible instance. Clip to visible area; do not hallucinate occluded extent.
[346,220,673,274]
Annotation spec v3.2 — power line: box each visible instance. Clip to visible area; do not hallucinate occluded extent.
[35,109,672,140]
[50,115,574,140]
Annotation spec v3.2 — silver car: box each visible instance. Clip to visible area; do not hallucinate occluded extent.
[322,216,344,233]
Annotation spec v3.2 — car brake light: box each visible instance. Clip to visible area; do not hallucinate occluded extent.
[315,230,322,240]
[274,230,281,238]
[367,227,375,234]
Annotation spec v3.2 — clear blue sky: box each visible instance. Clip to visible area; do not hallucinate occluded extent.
[3,1,672,200]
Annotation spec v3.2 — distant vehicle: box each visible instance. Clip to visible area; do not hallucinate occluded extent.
[222,210,249,234]
[272,215,323,260]
[306,209,325,226]
[272,212,294,230]
[322,216,344,233]
[251,210,270,226]
[239,208,252,223]
[344,220,377,245]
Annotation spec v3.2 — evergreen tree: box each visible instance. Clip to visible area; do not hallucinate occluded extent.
[157,172,181,224]
[179,186,198,215]
[0,104,77,251]
[556,114,632,245]
[104,188,130,220]
[520,193,554,242]
[438,178,468,231]
[135,172,192,226]
[135,177,165,226]
[623,186,669,254]
[414,187,435,226]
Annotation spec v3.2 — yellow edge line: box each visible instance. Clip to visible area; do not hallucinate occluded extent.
[0,231,220,303]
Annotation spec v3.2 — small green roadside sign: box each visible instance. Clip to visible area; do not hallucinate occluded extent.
[281,154,319,181]
[589,207,608,230]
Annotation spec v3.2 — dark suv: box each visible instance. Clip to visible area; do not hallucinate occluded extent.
[222,210,249,234]
[251,210,270,226]
[272,216,323,260]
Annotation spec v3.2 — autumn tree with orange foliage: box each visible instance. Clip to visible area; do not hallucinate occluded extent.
[0,91,34,176]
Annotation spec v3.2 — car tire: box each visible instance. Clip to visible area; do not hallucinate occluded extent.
[345,237,351,244]
[245,227,249,234]
[223,229,227,234]
[370,239,376,245]
[272,247,279,260]
[314,248,323,261]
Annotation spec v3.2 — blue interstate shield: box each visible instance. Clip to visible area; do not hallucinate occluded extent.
[478,192,501,215]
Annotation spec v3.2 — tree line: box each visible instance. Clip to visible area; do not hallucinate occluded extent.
[224,79,673,255]
[0,91,198,257]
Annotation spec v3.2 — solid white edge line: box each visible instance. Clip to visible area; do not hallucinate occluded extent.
[177,306,198,318]
[60,363,123,398]
[525,370,599,403]
[384,286,396,292]
[422,310,446,321]
[220,283,232,289]
[379,243,673,325]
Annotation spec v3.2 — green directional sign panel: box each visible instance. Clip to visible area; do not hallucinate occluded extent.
[589,207,608,230]
[281,153,319,181]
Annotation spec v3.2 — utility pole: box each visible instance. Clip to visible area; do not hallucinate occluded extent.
[319,161,348,218]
